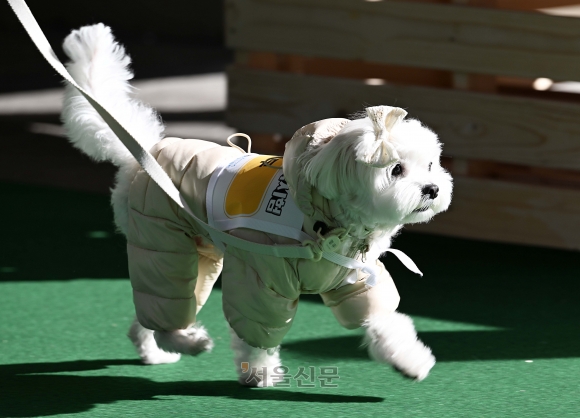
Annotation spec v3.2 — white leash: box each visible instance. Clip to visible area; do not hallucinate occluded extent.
[6,0,423,285]
[6,0,314,259]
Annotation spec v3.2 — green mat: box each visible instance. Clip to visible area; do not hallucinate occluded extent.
[1,182,579,417]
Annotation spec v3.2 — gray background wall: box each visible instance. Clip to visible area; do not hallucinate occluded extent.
[0,0,229,92]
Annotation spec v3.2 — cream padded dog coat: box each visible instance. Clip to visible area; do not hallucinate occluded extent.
[128,119,401,349]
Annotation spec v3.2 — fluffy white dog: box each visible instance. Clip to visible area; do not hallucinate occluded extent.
[61,24,452,386]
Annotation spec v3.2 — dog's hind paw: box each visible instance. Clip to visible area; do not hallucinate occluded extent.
[142,350,182,365]
[128,318,182,365]
[154,324,214,356]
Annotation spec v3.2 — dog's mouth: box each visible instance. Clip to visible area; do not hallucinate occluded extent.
[413,200,433,213]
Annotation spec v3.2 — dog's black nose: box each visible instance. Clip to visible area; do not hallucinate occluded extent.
[422,184,439,199]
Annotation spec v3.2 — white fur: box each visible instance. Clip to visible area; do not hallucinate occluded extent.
[300,117,452,259]
[127,317,181,365]
[61,24,452,383]
[230,328,282,387]
[154,324,214,356]
[363,312,435,381]
[301,118,452,230]
[61,24,162,234]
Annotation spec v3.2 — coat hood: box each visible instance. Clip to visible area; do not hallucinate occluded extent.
[282,118,350,226]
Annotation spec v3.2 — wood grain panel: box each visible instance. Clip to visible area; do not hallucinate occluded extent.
[236,51,455,88]
[227,67,580,171]
[226,0,580,80]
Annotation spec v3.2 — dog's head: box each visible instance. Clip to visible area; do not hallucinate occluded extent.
[293,106,453,231]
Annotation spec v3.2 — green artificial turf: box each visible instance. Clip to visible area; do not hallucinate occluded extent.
[1,182,579,417]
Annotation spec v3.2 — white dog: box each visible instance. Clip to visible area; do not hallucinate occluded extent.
[61,24,452,386]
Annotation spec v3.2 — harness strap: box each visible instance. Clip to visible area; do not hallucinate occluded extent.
[333,248,423,288]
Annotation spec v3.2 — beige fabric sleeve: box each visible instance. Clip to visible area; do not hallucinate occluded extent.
[221,249,299,349]
[320,259,400,329]
[126,137,232,331]
[128,206,200,331]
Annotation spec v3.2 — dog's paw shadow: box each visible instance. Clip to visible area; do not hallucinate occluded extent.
[282,327,580,363]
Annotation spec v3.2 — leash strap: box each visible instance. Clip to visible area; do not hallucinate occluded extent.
[6,0,315,259]
[7,0,423,281]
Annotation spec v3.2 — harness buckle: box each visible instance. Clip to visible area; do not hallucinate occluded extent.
[321,235,341,253]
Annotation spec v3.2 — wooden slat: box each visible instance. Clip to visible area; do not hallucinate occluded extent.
[407,176,580,251]
[240,51,504,94]
[441,157,580,190]
[505,0,580,10]
[395,0,580,9]
[461,0,580,9]
[238,51,580,98]
[226,0,580,81]
[227,67,580,171]
[237,51,454,88]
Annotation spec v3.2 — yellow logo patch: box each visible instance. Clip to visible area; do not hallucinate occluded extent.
[224,156,283,217]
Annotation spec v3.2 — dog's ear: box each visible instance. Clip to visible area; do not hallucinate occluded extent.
[354,106,407,168]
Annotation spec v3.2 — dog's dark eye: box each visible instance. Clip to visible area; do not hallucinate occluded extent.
[391,163,403,177]
[428,162,432,172]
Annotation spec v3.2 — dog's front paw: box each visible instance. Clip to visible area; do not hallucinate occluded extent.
[391,341,435,381]
[154,324,214,356]
[364,311,435,381]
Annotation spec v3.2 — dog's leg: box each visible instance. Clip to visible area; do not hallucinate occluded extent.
[194,253,223,314]
[322,261,434,380]
[127,317,181,365]
[229,327,281,387]
[363,312,435,381]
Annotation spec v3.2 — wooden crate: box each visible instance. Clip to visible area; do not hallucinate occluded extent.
[225,0,580,251]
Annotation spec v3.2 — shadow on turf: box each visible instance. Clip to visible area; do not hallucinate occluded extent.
[284,325,580,362]
[0,359,382,417]
[1,183,129,281]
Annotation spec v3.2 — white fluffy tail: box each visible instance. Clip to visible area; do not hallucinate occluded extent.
[61,23,164,167]
[363,312,435,381]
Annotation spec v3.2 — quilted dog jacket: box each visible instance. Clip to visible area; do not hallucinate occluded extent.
[128,119,401,349]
